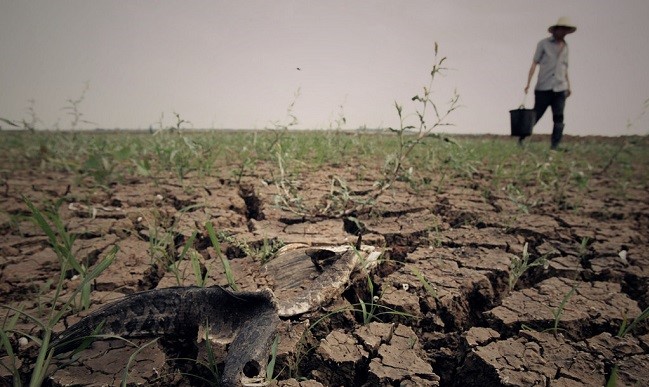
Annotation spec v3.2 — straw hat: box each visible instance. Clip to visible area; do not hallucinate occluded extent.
[548,17,577,34]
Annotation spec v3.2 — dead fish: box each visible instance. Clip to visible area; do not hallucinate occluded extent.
[263,243,381,317]
[52,286,279,387]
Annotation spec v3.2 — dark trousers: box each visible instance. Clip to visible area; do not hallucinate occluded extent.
[520,90,567,148]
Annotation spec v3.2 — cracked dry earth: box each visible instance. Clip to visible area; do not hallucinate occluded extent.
[1,136,648,386]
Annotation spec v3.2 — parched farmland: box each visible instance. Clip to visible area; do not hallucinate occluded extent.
[1,130,648,386]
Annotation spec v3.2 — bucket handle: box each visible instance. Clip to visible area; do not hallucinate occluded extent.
[519,92,529,109]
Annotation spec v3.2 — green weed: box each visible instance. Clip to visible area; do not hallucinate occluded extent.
[0,305,23,383]
[311,275,415,328]
[1,246,118,386]
[216,231,284,264]
[25,197,97,311]
[377,43,460,200]
[549,282,579,335]
[203,324,221,384]
[508,243,548,291]
[63,81,95,130]
[604,306,649,387]
[266,334,280,383]
[189,251,208,288]
[600,98,648,175]
[120,338,161,387]
[605,364,619,387]
[177,231,206,287]
[206,221,238,291]
[410,266,438,300]
[617,305,649,337]
[268,88,301,151]
[577,236,590,259]
[143,203,204,286]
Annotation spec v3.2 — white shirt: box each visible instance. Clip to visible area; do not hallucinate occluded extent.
[533,37,569,92]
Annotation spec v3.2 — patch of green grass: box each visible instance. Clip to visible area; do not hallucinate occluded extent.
[3,129,646,191]
[142,203,204,286]
[2,126,648,221]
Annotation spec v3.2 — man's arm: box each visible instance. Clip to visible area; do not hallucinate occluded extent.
[524,61,538,94]
[566,71,571,97]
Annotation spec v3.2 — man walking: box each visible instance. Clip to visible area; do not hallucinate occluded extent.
[522,17,576,149]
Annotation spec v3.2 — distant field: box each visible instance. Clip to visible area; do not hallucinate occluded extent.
[1,130,646,187]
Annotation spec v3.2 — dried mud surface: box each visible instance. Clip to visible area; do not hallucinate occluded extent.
[1,135,648,386]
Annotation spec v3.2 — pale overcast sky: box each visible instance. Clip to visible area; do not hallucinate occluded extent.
[1,1,648,135]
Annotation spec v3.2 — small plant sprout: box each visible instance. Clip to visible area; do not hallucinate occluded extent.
[508,242,549,291]
[172,111,191,132]
[24,196,108,311]
[311,275,414,328]
[215,231,284,264]
[0,305,23,382]
[617,305,649,337]
[21,98,42,131]
[63,81,96,130]
[266,334,280,383]
[176,231,204,287]
[358,276,378,325]
[268,87,301,151]
[271,144,308,217]
[606,305,649,387]
[328,100,347,131]
[599,97,649,175]
[549,282,579,335]
[410,266,438,300]
[189,251,208,288]
[206,221,238,291]
[377,42,460,200]
[120,338,161,386]
[605,365,620,387]
[174,318,222,385]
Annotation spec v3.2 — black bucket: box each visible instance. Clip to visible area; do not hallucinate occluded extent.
[509,107,535,137]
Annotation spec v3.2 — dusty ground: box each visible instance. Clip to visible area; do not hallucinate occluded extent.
[1,134,648,386]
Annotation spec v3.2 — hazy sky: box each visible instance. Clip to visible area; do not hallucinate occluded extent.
[1,1,648,135]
